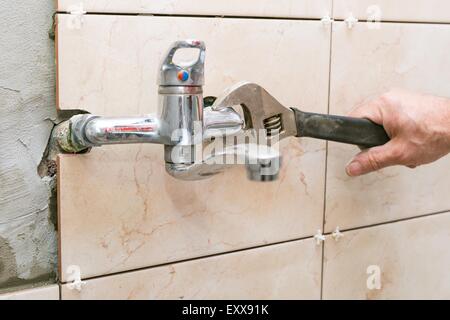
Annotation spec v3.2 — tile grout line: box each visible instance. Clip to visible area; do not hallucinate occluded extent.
[55,11,325,22]
[59,234,316,284]
[55,11,450,26]
[333,18,450,26]
[320,0,334,300]
[329,209,450,235]
[320,154,327,300]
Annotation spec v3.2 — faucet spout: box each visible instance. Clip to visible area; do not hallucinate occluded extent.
[165,143,281,181]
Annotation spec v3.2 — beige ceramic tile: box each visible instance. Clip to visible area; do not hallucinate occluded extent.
[61,238,321,299]
[0,285,59,300]
[326,22,450,232]
[57,15,330,281]
[323,212,450,299]
[57,0,331,19]
[333,0,450,23]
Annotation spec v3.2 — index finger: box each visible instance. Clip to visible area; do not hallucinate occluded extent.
[348,96,384,125]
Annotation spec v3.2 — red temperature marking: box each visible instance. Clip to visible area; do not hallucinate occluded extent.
[105,125,154,133]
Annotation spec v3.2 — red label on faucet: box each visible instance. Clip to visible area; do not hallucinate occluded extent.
[105,125,154,133]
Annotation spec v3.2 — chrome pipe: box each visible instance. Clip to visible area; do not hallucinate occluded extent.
[83,115,168,146]
[63,114,171,151]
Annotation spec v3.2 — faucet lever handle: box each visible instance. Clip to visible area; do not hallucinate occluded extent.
[159,40,206,87]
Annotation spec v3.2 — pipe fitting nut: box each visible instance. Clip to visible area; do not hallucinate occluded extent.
[54,114,96,153]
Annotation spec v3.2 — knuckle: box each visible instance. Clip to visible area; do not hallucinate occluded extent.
[379,89,401,107]
[366,151,383,171]
[379,91,393,102]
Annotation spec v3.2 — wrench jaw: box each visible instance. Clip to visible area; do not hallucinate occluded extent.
[165,82,288,182]
[211,82,298,143]
[208,82,300,181]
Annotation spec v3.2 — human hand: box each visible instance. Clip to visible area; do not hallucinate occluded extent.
[346,89,450,176]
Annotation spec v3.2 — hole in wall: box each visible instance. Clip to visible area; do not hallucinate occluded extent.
[37,109,90,178]
[37,109,91,233]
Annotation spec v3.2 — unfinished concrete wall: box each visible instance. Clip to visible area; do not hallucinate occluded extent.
[0,0,57,292]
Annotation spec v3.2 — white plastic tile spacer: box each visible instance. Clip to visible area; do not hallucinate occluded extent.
[67,3,87,30]
[344,13,358,29]
[331,226,344,242]
[314,230,326,245]
[321,14,334,26]
[66,265,86,292]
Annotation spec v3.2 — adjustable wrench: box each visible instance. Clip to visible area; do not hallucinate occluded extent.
[211,82,389,148]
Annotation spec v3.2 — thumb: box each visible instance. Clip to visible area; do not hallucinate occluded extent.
[346,142,401,176]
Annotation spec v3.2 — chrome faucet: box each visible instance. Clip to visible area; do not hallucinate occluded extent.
[55,40,281,181]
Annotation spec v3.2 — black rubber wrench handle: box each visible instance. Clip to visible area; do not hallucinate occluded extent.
[292,108,390,148]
